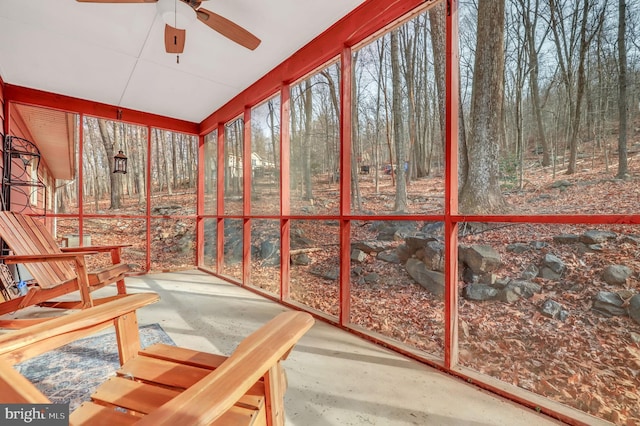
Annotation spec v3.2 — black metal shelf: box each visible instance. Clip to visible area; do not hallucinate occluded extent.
[2,135,47,214]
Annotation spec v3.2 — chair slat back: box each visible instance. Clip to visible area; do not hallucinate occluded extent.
[0,212,76,288]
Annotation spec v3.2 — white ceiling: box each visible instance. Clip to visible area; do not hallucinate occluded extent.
[0,0,365,123]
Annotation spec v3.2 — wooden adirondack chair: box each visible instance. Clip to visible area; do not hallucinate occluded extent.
[0,211,130,324]
[0,293,314,426]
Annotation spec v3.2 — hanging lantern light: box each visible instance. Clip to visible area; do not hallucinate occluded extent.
[113,150,128,174]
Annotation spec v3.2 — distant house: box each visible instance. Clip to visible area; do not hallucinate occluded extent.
[251,152,276,178]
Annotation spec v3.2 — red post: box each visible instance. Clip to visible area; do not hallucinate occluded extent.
[216,123,225,274]
[145,126,152,272]
[339,46,353,326]
[78,114,84,247]
[280,84,291,301]
[444,0,460,370]
[243,108,252,286]
[196,134,205,267]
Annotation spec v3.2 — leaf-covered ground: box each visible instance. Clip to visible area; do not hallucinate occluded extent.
[55,144,640,424]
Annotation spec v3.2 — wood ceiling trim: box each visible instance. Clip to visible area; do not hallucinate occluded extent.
[4,84,199,135]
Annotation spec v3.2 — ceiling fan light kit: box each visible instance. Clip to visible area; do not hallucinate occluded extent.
[156,0,196,29]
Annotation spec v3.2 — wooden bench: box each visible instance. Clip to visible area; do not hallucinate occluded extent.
[0,293,314,425]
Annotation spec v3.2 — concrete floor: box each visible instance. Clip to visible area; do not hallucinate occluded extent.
[112,270,563,426]
[4,270,565,425]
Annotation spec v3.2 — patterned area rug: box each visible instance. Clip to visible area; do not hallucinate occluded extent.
[15,323,175,411]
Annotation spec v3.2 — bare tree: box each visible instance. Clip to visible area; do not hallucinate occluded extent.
[429,1,447,159]
[390,29,408,212]
[97,119,122,209]
[548,0,607,174]
[519,0,552,166]
[617,0,629,178]
[459,0,508,214]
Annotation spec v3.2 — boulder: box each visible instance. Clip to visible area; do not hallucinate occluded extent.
[498,280,541,303]
[553,234,580,244]
[351,249,367,263]
[260,240,278,260]
[540,299,569,321]
[421,222,444,237]
[396,244,412,264]
[406,236,439,253]
[506,280,541,298]
[463,284,498,301]
[539,254,565,280]
[377,250,401,264]
[310,268,339,281]
[520,264,539,281]
[415,240,445,272]
[551,180,572,189]
[459,245,502,274]
[351,241,390,254]
[529,241,547,250]
[601,265,633,286]
[506,243,530,253]
[579,230,617,245]
[621,235,640,245]
[375,221,418,241]
[630,294,640,325]
[291,253,311,266]
[290,233,314,249]
[592,292,627,317]
[405,258,444,298]
[364,273,380,284]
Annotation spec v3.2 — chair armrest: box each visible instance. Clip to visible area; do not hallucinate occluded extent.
[0,293,159,365]
[61,245,131,253]
[138,311,314,425]
[0,360,50,403]
[0,252,99,264]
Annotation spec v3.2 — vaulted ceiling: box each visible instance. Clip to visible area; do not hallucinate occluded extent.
[0,0,365,123]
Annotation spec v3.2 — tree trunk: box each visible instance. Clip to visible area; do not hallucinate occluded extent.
[97,119,121,210]
[458,71,468,195]
[400,24,417,187]
[302,80,313,200]
[390,29,407,213]
[566,0,591,175]
[459,0,507,214]
[350,56,362,211]
[268,100,279,188]
[164,132,173,195]
[171,133,178,189]
[429,2,446,165]
[520,0,551,167]
[617,0,629,178]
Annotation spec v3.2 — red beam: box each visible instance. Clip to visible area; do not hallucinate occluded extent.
[5,84,198,135]
[200,0,430,133]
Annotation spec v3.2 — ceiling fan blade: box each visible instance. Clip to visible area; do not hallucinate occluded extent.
[165,24,186,54]
[196,8,261,50]
[76,0,157,3]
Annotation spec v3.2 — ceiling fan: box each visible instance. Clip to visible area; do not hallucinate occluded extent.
[76,0,261,54]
